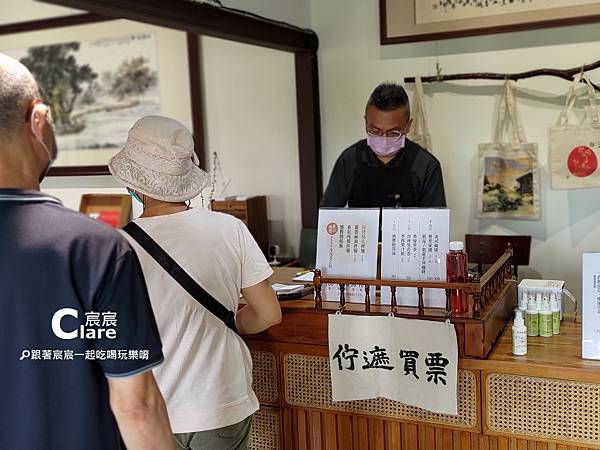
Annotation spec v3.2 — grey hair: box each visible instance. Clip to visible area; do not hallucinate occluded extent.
[0,53,40,137]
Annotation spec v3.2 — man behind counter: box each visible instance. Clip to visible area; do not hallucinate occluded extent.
[321,82,446,208]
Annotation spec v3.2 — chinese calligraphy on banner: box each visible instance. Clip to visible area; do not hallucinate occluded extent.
[380,209,449,307]
[315,208,379,302]
[329,314,458,415]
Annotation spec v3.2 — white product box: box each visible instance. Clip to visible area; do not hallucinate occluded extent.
[380,208,450,308]
[315,208,379,303]
[518,279,565,317]
[582,253,600,360]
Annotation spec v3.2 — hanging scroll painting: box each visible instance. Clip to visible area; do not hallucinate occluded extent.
[0,19,194,176]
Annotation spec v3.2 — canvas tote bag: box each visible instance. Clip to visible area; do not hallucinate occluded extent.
[549,73,600,189]
[477,81,540,220]
[409,77,433,151]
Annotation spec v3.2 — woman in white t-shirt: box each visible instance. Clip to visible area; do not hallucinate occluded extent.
[108,116,282,450]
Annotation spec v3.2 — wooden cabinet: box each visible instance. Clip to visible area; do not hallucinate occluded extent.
[211,196,269,256]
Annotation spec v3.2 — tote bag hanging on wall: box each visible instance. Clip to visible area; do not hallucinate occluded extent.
[549,73,600,190]
[409,77,433,151]
[477,81,540,221]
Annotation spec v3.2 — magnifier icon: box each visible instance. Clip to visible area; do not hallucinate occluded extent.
[19,350,31,361]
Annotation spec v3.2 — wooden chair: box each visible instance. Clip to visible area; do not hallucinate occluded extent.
[465,234,531,278]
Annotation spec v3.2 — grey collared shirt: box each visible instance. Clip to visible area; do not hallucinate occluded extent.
[321,138,446,208]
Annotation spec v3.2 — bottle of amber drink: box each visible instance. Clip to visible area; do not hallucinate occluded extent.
[447,241,468,314]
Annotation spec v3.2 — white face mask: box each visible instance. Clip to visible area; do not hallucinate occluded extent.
[30,105,58,181]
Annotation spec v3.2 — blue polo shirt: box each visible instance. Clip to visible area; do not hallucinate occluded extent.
[0,189,164,450]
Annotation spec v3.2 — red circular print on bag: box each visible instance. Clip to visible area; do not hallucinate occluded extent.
[326,222,338,235]
[567,146,598,178]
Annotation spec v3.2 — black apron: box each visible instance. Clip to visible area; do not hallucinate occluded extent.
[348,145,419,208]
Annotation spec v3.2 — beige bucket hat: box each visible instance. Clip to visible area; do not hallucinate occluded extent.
[109,116,208,202]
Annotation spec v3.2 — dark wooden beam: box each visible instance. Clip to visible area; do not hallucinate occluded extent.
[186,33,206,169]
[295,52,323,229]
[48,165,109,176]
[38,0,318,53]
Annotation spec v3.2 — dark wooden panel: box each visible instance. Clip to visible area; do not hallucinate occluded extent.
[295,52,323,228]
[465,234,531,266]
[186,33,205,169]
[47,165,109,176]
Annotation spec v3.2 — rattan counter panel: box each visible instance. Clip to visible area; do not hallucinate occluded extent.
[283,353,477,429]
[251,350,278,405]
[487,372,600,446]
[250,407,281,450]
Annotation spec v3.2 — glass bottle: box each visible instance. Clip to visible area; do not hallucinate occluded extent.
[447,241,468,313]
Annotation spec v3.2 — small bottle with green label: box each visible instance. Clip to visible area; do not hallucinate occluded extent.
[550,293,560,335]
[539,298,552,337]
[526,298,538,337]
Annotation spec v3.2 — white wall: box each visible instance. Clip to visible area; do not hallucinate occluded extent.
[0,1,81,25]
[310,0,600,311]
[200,36,301,257]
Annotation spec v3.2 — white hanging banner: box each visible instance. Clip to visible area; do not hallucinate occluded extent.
[380,208,449,307]
[329,314,458,415]
[315,208,379,302]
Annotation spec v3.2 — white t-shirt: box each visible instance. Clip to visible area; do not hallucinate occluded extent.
[122,208,273,433]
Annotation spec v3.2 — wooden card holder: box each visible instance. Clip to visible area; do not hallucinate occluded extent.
[312,248,517,359]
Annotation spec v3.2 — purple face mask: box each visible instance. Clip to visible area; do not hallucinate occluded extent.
[367,134,406,157]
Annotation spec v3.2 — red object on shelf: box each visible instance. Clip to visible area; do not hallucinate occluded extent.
[97,210,121,228]
[447,241,469,314]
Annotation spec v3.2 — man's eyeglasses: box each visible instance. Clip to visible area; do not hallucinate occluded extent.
[366,128,405,138]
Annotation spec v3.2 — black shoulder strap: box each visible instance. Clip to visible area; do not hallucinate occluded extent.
[123,222,239,335]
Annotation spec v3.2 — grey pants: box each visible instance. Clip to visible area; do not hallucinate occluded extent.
[174,416,252,450]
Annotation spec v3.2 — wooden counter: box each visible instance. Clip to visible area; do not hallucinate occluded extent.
[246,269,600,450]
